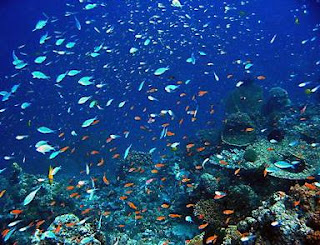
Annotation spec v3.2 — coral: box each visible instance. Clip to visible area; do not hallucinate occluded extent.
[194,199,225,227]
[199,173,219,195]
[210,138,317,180]
[221,112,256,146]
[228,184,260,211]
[186,232,205,245]
[289,184,320,213]
[263,87,291,116]
[243,149,258,162]
[225,80,263,120]
[220,225,242,244]
[33,213,105,244]
[236,191,311,244]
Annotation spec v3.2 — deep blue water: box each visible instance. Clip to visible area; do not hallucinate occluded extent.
[0,0,319,175]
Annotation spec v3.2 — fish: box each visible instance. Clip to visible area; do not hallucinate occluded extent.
[198,223,209,229]
[74,16,81,30]
[274,161,294,169]
[48,166,54,184]
[127,201,138,210]
[165,85,180,93]
[3,228,16,242]
[206,235,218,244]
[21,102,31,109]
[78,96,92,104]
[37,126,55,134]
[270,34,277,44]
[138,81,145,91]
[78,76,94,86]
[223,210,234,215]
[213,72,219,81]
[123,144,132,159]
[34,56,47,64]
[32,71,50,79]
[23,186,41,206]
[33,18,48,32]
[82,117,97,127]
[154,67,169,76]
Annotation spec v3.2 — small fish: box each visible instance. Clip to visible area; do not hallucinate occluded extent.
[32,71,50,79]
[78,76,94,86]
[270,34,277,44]
[274,161,294,169]
[82,117,97,127]
[37,126,55,134]
[123,144,132,159]
[154,67,169,76]
[213,72,219,81]
[74,16,81,30]
[23,187,41,206]
[198,223,209,229]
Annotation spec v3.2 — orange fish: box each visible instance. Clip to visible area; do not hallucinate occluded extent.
[304,182,316,190]
[69,192,79,198]
[1,229,9,238]
[267,147,274,151]
[112,154,120,159]
[186,143,195,149]
[219,160,228,165]
[60,146,69,152]
[135,215,143,220]
[181,178,191,183]
[36,220,45,228]
[134,116,141,121]
[0,190,6,198]
[66,186,75,191]
[66,223,75,227]
[293,200,300,207]
[245,128,254,132]
[166,131,175,136]
[195,165,203,170]
[198,223,209,229]
[161,203,170,208]
[54,223,62,233]
[91,150,100,155]
[124,183,134,187]
[81,208,91,215]
[196,147,205,152]
[223,210,234,215]
[234,169,241,175]
[186,203,195,208]
[92,120,100,125]
[198,90,208,97]
[169,214,182,218]
[58,132,65,138]
[10,209,23,215]
[103,173,110,185]
[118,224,125,228]
[206,235,218,244]
[155,163,165,168]
[257,75,266,80]
[82,135,89,140]
[151,169,158,174]
[119,196,128,200]
[157,216,166,221]
[127,201,138,210]
[97,158,104,166]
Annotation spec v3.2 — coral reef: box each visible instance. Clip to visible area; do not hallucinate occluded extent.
[237,191,311,244]
[225,80,263,120]
[221,112,256,146]
[263,87,291,116]
[32,213,105,244]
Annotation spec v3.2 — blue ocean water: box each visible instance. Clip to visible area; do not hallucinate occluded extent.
[0,0,320,243]
[0,0,319,174]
